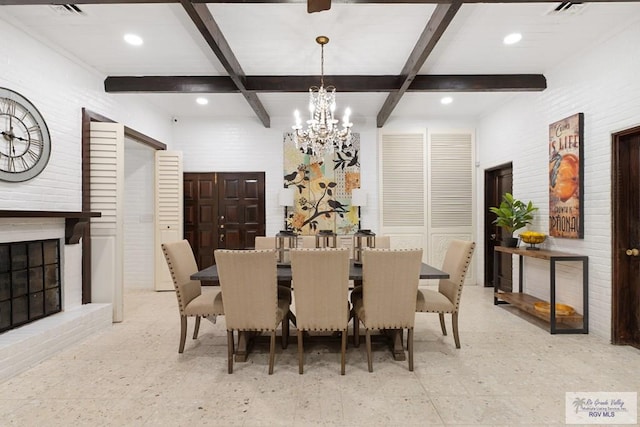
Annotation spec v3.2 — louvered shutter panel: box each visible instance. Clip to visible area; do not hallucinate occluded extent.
[380,133,426,251]
[154,151,183,291]
[90,122,124,322]
[427,131,475,283]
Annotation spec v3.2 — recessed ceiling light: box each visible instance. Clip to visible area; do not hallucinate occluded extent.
[124,33,143,46]
[503,33,522,45]
[196,97,209,105]
[441,96,453,105]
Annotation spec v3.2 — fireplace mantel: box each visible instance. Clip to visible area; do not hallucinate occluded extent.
[0,210,101,245]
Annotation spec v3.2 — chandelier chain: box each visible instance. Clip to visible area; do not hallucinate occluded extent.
[320,43,324,87]
[291,35,353,159]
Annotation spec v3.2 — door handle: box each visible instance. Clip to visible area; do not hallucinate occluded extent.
[625,248,639,256]
[219,234,224,243]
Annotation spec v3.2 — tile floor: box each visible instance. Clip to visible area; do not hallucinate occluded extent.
[1,285,639,426]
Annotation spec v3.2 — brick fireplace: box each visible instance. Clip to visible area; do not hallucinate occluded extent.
[0,214,111,383]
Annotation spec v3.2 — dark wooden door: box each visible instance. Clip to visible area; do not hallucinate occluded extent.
[485,163,513,290]
[612,127,640,348]
[184,173,218,269]
[217,172,265,250]
[184,172,265,268]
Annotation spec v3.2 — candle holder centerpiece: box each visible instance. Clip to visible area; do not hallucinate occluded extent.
[353,229,376,265]
[315,229,337,248]
[276,230,297,264]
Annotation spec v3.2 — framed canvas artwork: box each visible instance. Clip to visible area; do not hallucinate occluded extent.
[549,113,584,238]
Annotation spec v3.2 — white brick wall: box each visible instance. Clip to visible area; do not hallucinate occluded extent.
[169,116,381,236]
[0,21,171,309]
[476,21,640,338]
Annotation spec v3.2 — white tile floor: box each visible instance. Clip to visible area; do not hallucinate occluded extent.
[1,285,639,426]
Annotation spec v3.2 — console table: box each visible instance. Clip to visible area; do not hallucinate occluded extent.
[493,246,588,334]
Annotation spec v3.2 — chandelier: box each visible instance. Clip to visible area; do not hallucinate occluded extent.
[292,36,353,158]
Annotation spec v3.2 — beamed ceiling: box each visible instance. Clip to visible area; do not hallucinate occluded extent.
[1,1,640,127]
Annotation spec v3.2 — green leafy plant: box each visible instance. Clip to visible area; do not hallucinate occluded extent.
[489,193,538,235]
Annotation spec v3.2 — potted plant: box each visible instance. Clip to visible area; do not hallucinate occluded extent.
[489,193,538,247]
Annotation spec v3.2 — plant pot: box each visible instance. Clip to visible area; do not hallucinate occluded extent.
[501,237,519,248]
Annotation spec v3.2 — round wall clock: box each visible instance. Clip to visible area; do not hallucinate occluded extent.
[0,87,51,182]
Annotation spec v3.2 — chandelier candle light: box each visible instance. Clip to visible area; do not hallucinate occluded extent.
[292,36,353,158]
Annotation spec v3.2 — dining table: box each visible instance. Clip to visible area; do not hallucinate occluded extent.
[191,260,449,362]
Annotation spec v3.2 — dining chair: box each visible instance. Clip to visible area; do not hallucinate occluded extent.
[253,236,293,306]
[300,236,316,248]
[254,236,275,250]
[161,240,224,354]
[415,240,475,349]
[351,235,390,259]
[352,248,423,372]
[289,248,351,375]
[350,235,391,303]
[214,249,290,374]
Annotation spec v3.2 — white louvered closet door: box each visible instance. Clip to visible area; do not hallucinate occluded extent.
[379,133,427,252]
[379,130,475,283]
[427,130,475,283]
[154,151,183,291]
[90,122,124,322]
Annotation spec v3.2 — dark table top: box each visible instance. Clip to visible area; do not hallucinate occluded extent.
[191,260,449,283]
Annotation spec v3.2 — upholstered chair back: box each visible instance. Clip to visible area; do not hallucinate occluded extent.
[254,236,276,250]
[214,249,279,331]
[437,240,476,309]
[161,240,202,315]
[290,248,350,331]
[374,235,391,249]
[361,248,423,329]
[300,236,316,248]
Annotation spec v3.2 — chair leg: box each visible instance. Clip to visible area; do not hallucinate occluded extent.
[365,329,373,373]
[282,312,289,350]
[341,329,347,375]
[179,316,187,353]
[227,330,234,374]
[193,316,201,339]
[439,312,447,336]
[354,314,360,347]
[408,327,414,371]
[297,330,304,374]
[452,312,460,349]
[268,330,276,375]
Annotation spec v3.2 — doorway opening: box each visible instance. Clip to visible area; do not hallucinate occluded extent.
[612,125,640,348]
[484,163,513,289]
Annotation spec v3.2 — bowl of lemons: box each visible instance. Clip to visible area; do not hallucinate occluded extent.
[520,231,546,250]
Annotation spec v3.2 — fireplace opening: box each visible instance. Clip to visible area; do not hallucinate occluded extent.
[0,239,61,333]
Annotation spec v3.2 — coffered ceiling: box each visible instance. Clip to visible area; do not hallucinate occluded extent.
[1,1,639,126]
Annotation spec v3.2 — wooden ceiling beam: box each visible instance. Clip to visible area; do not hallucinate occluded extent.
[409,74,547,91]
[376,1,461,127]
[178,0,271,127]
[105,76,239,93]
[0,1,178,4]
[4,0,639,5]
[247,75,403,92]
[104,74,546,92]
